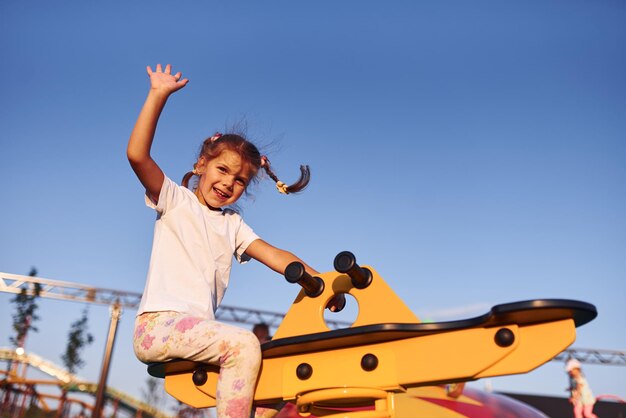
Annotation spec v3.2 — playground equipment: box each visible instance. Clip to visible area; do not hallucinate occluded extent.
[150,250,595,417]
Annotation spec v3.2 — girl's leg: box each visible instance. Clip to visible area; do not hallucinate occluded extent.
[582,404,597,418]
[253,405,282,418]
[208,323,261,418]
[134,312,262,418]
[573,403,584,418]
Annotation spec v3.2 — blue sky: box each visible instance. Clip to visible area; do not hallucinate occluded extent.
[1,0,624,408]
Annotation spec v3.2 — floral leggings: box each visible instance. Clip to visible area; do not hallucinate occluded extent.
[134,311,280,418]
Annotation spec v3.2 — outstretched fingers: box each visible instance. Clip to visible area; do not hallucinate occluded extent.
[176,77,190,88]
[173,71,189,87]
[146,63,180,76]
[145,64,189,91]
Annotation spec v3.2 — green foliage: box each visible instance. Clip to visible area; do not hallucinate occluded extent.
[61,307,94,374]
[9,267,41,347]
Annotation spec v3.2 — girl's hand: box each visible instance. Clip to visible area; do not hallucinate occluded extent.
[326,293,346,312]
[147,63,189,96]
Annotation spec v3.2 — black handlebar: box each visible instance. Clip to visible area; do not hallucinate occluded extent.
[333,251,372,289]
[284,262,325,297]
[285,252,372,296]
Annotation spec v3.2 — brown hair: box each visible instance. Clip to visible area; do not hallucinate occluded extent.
[181,133,310,194]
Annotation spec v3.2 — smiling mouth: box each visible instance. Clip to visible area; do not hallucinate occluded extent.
[213,187,231,200]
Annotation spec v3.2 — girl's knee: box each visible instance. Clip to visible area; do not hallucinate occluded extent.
[241,330,262,365]
[222,329,262,369]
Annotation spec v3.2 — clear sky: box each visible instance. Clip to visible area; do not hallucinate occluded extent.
[1,0,625,409]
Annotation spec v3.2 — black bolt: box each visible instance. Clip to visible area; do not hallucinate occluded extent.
[296,363,313,380]
[361,353,378,371]
[192,368,208,386]
[494,328,515,347]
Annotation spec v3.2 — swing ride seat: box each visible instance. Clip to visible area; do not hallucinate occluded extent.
[146,251,597,417]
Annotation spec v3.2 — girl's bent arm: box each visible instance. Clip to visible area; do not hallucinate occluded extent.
[245,239,346,311]
[245,239,319,276]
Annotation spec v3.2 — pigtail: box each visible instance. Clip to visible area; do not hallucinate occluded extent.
[182,136,219,189]
[262,156,311,194]
[181,162,200,189]
[181,171,195,189]
[286,165,311,193]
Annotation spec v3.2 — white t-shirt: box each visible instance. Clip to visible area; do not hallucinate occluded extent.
[137,176,259,319]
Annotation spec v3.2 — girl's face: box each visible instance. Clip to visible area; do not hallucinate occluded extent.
[194,150,252,210]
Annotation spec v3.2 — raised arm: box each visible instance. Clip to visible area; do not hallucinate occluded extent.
[127,64,189,202]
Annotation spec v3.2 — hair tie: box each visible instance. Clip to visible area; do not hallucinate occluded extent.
[210,132,222,143]
[275,181,289,194]
[260,156,269,168]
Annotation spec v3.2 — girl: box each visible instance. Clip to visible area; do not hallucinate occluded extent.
[566,359,598,418]
[128,64,341,418]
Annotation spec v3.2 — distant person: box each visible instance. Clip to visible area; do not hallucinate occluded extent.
[128,63,344,418]
[253,323,271,343]
[566,359,598,418]
[445,382,466,399]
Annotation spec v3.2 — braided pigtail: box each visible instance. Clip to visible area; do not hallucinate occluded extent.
[181,171,194,188]
[261,156,311,194]
[181,162,199,189]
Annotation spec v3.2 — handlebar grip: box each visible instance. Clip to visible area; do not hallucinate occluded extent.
[333,251,372,289]
[284,261,325,297]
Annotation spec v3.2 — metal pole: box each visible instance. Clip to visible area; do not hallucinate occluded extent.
[91,302,122,418]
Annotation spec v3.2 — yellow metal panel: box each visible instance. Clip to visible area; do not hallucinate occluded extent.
[194,371,219,405]
[476,319,575,378]
[392,326,518,385]
[273,268,419,339]
[394,392,468,418]
[164,372,215,408]
[280,348,399,400]
[405,386,483,407]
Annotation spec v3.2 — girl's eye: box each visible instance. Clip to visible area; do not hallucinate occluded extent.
[217,167,227,173]
[236,178,247,186]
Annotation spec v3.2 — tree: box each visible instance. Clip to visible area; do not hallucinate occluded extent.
[58,307,94,418]
[61,307,94,375]
[5,268,40,415]
[10,268,41,348]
